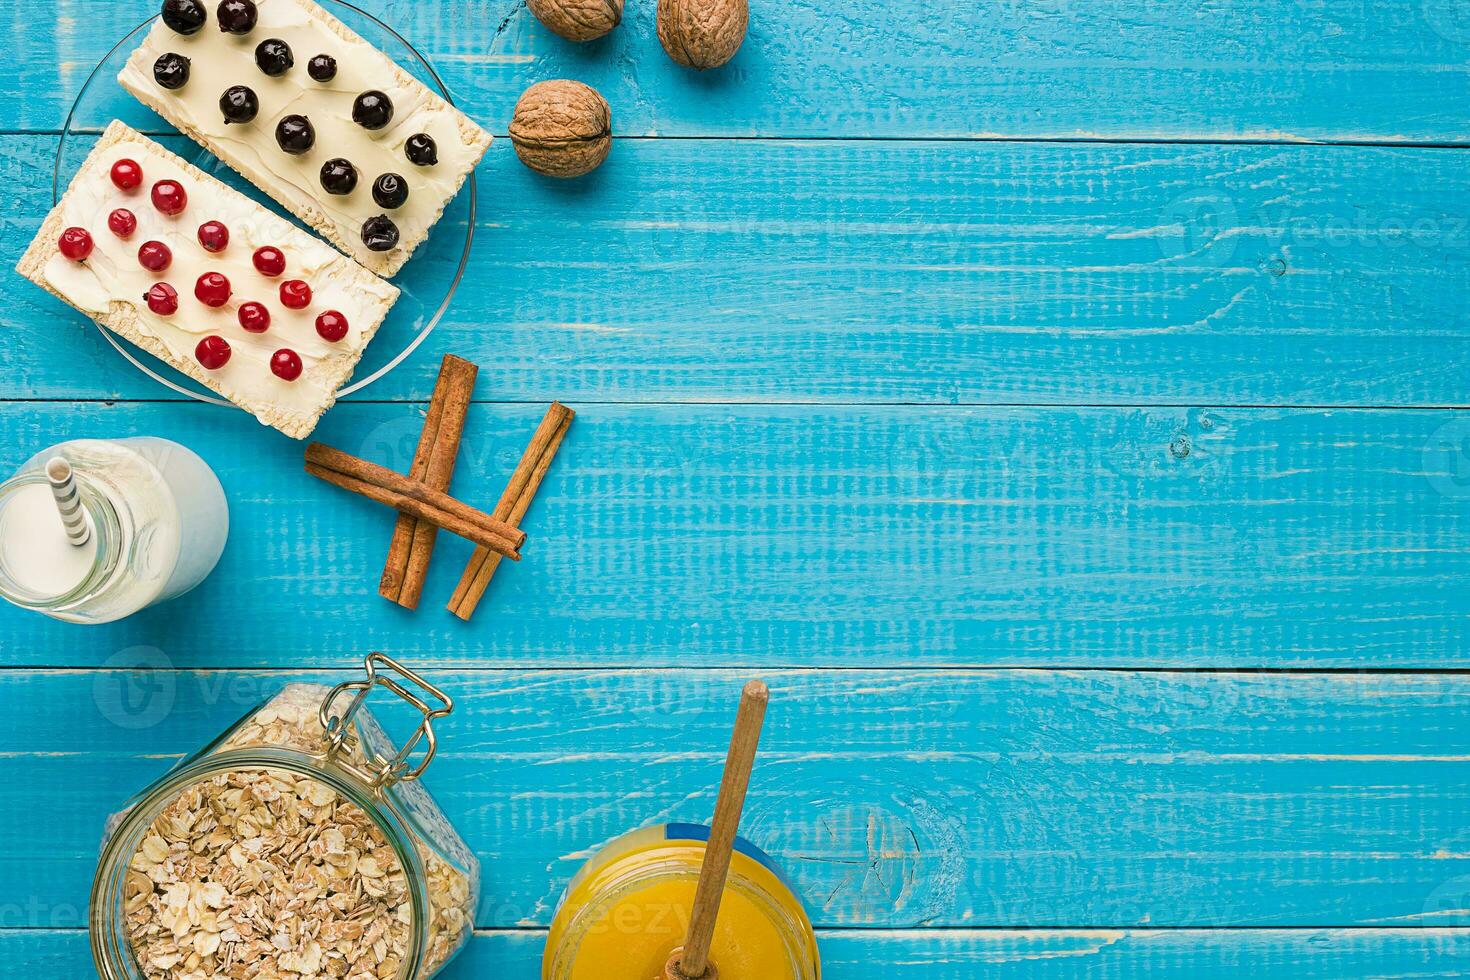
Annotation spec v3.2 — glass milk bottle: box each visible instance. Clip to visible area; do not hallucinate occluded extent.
[0,438,228,624]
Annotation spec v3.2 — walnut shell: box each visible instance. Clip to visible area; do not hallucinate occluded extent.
[527,0,624,42]
[657,0,748,70]
[509,80,613,178]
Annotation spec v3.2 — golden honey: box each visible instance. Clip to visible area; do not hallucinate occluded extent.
[544,825,820,980]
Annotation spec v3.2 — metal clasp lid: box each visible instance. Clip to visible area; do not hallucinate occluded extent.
[319,653,454,788]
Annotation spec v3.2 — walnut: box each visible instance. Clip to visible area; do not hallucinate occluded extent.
[657,0,748,70]
[528,0,624,41]
[509,80,613,178]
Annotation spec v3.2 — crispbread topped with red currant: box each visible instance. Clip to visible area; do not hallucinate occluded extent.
[119,0,493,278]
[16,120,399,439]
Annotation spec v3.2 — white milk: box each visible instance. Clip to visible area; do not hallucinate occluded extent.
[0,484,98,597]
[0,438,229,624]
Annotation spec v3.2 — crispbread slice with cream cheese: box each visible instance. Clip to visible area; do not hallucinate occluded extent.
[119,0,492,278]
[17,121,399,439]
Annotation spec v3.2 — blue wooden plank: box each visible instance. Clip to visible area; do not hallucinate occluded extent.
[6,928,1470,978]
[8,135,1470,406]
[1,668,1467,929]
[9,0,1470,140]
[4,2,1463,976]
[0,402,1466,668]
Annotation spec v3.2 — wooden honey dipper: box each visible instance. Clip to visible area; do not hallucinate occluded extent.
[662,680,771,980]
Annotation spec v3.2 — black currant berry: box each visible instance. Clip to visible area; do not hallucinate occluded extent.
[162,0,207,35]
[352,91,393,130]
[405,133,438,167]
[219,85,259,124]
[372,173,409,210]
[254,38,294,76]
[216,0,257,34]
[362,215,400,252]
[275,115,316,154]
[307,54,338,82]
[153,52,191,90]
[320,158,359,195]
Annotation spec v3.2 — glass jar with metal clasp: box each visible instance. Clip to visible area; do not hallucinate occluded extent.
[91,654,478,980]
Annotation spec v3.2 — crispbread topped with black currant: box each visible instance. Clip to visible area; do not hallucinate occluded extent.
[119,0,493,278]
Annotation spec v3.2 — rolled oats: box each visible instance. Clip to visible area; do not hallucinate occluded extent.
[127,768,411,980]
[117,683,475,980]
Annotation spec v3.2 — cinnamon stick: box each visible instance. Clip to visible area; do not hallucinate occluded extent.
[378,361,452,601]
[305,444,524,559]
[447,402,574,620]
[380,355,478,609]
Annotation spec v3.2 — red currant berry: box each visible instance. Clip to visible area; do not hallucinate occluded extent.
[315,310,349,342]
[108,208,138,239]
[151,180,188,216]
[138,241,173,272]
[144,283,179,316]
[198,220,229,253]
[196,335,232,370]
[238,301,271,333]
[271,348,303,381]
[111,159,143,191]
[195,272,232,308]
[58,227,94,261]
[252,246,285,277]
[279,279,312,309]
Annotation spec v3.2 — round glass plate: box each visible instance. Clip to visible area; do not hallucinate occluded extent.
[54,1,475,406]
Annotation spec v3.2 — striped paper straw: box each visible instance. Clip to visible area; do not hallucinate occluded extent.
[45,457,91,547]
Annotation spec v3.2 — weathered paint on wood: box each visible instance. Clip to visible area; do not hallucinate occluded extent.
[3,668,1467,929]
[2,403,1468,669]
[11,0,1470,140]
[7,928,1470,977]
[3,0,1467,974]
[7,135,1470,407]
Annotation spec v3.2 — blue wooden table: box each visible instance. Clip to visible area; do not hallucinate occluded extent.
[4,1,1470,976]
